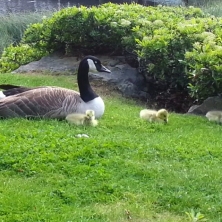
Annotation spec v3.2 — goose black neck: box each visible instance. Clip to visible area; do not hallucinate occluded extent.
[77,60,98,102]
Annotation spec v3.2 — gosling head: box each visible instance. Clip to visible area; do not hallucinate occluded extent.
[156,109,169,123]
[85,110,95,119]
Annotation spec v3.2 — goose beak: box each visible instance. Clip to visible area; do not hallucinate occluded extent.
[99,65,111,73]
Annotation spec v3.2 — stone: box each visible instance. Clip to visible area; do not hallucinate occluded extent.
[12,54,79,74]
[187,96,222,116]
[12,54,149,100]
[90,63,149,99]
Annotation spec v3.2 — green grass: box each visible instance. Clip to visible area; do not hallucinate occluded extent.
[0,11,53,56]
[0,73,221,221]
[189,0,222,17]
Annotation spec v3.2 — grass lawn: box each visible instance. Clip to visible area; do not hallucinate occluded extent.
[0,11,53,56]
[190,0,222,17]
[0,73,221,221]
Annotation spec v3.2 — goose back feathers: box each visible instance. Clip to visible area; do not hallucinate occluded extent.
[0,56,111,119]
[0,84,33,98]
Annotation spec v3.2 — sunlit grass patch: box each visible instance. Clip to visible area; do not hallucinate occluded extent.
[0,73,221,221]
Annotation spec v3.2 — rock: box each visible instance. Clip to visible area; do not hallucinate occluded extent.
[12,54,149,100]
[187,96,222,116]
[13,54,79,74]
[90,63,149,99]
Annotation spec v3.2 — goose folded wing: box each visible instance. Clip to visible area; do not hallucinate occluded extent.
[0,84,24,90]
[0,85,52,97]
[0,87,81,119]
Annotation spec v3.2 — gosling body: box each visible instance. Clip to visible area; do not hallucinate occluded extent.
[140,108,169,123]
[206,110,222,123]
[66,109,98,126]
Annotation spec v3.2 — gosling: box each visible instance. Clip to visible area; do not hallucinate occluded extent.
[66,110,98,127]
[140,108,169,123]
[206,110,222,123]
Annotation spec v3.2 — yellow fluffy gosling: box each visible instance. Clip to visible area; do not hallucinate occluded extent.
[66,109,98,126]
[206,110,222,123]
[140,108,169,123]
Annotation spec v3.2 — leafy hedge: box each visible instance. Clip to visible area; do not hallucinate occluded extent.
[0,44,45,73]
[0,3,222,105]
[129,13,222,105]
[185,20,222,101]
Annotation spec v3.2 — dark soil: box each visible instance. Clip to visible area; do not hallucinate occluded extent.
[91,80,194,113]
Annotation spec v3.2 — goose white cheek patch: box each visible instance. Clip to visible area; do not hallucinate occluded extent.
[87,59,97,72]
[0,91,6,99]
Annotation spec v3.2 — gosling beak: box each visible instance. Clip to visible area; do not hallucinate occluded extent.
[99,65,111,73]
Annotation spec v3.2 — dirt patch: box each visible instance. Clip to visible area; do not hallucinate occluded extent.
[90,80,121,98]
[91,79,152,108]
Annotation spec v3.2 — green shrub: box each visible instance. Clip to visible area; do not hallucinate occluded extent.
[0,44,47,73]
[184,18,222,101]
[22,4,138,54]
[1,3,222,106]
[0,4,205,70]
[122,7,222,105]
[122,6,208,107]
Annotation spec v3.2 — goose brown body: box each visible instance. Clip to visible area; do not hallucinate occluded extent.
[0,56,111,119]
[0,87,81,118]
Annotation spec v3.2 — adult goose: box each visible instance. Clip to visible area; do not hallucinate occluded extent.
[0,55,111,119]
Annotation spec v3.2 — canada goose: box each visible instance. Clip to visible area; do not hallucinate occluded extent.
[206,110,222,123]
[140,108,169,123]
[66,109,98,126]
[0,56,111,119]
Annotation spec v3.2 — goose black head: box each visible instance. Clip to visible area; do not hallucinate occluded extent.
[80,55,111,74]
[77,56,110,103]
